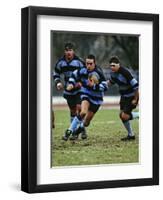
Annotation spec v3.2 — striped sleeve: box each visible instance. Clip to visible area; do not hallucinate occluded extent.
[130,78,138,90]
[68,69,80,86]
[99,81,108,91]
[120,67,133,81]
[93,68,108,92]
[120,66,138,90]
[53,62,62,85]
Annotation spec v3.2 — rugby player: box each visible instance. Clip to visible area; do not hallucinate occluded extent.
[63,54,108,140]
[53,42,86,136]
[107,56,139,141]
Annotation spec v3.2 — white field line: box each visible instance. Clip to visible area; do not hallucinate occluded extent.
[52,96,120,105]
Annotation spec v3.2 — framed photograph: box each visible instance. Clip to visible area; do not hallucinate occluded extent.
[21,6,159,193]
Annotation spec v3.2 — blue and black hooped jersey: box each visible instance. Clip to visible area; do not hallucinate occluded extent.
[69,66,108,105]
[53,55,85,96]
[109,66,138,97]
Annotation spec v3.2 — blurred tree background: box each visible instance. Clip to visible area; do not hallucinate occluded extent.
[51,31,139,96]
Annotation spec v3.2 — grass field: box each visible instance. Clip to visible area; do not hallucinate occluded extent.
[51,108,139,167]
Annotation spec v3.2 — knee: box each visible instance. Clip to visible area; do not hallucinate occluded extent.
[119,112,130,121]
[80,111,87,119]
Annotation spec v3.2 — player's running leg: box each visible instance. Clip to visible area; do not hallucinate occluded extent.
[120,111,135,141]
[62,100,89,141]
[81,103,100,139]
[131,111,139,119]
[81,111,94,139]
[69,100,89,140]
[62,96,79,141]
[52,109,55,129]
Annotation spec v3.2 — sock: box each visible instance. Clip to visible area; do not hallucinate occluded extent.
[69,116,82,132]
[123,120,134,137]
[131,112,139,120]
[79,121,86,132]
[80,121,84,128]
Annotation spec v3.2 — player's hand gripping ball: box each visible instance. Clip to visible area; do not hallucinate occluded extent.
[88,72,99,84]
[66,84,74,91]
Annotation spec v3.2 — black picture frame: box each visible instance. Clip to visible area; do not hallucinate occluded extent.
[21,6,159,193]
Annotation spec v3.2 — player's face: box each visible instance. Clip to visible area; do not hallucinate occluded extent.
[86,59,95,71]
[110,62,120,72]
[64,49,74,60]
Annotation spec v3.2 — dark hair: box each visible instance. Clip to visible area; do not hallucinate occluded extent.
[64,42,75,50]
[87,54,96,62]
[109,56,120,64]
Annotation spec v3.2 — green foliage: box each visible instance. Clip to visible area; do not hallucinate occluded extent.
[51,31,139,70]
[51,32,139,96]
[51,109,139,167]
